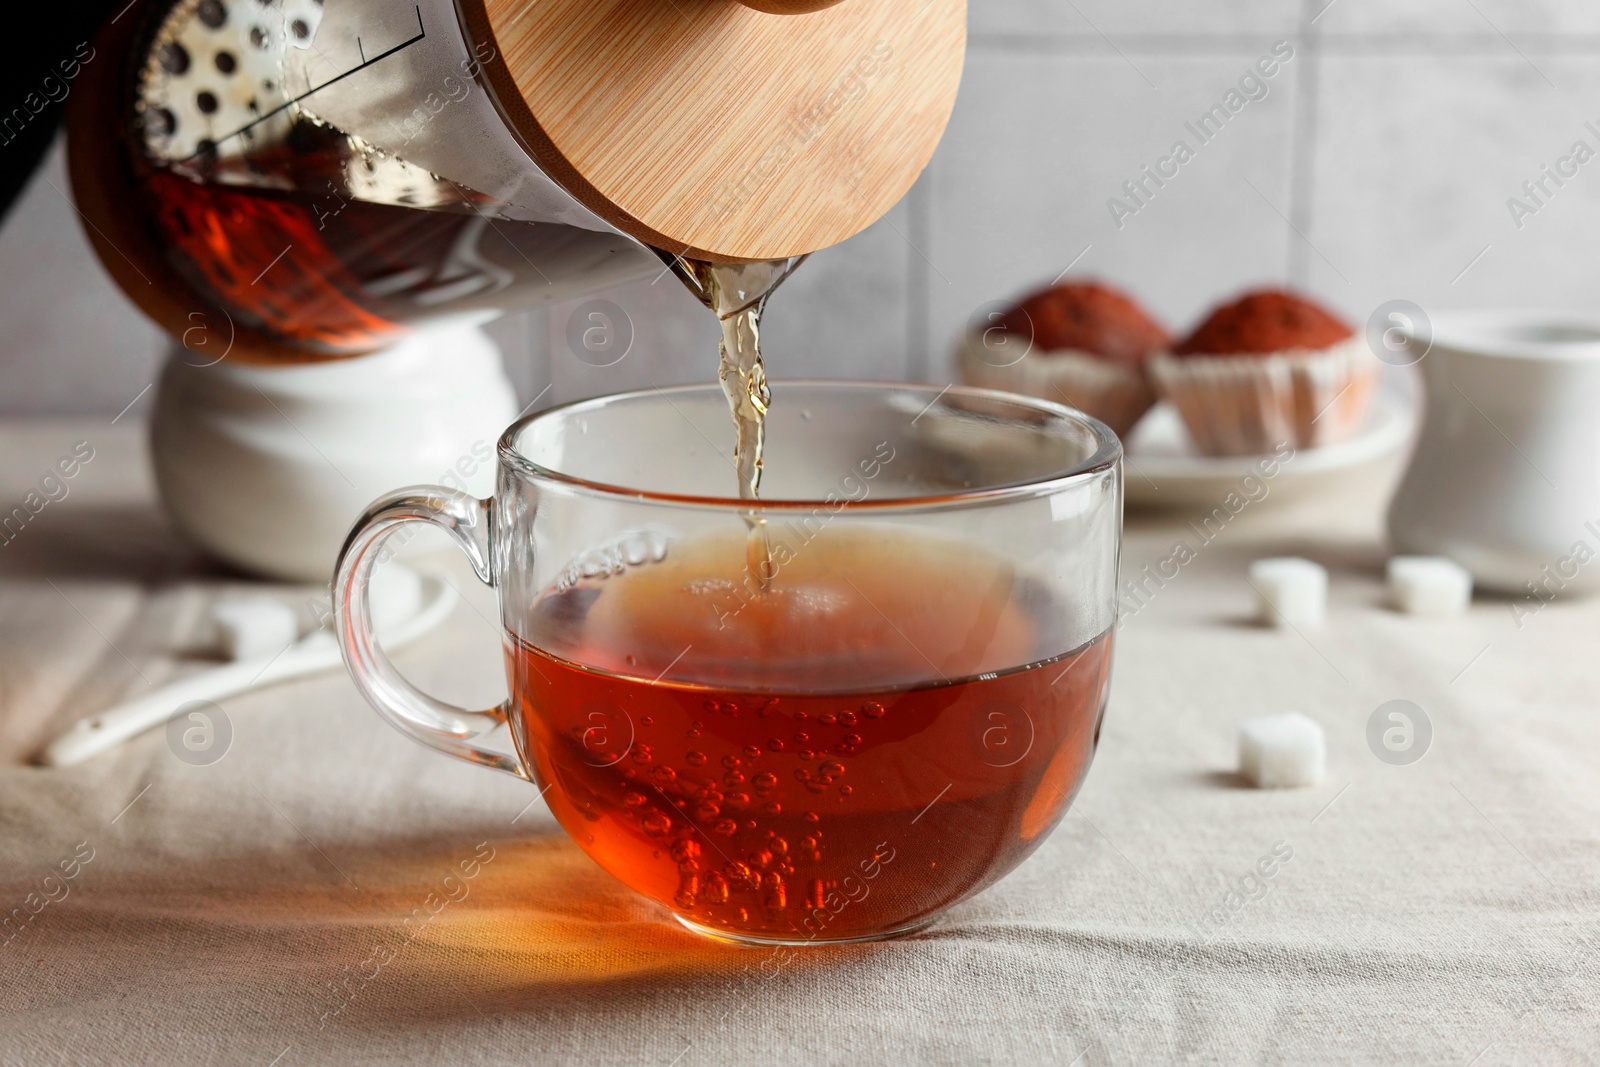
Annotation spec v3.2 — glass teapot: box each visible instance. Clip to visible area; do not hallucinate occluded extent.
[66,0,966,362]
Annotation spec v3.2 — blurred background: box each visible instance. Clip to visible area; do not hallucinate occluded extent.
[4,0,1599,415]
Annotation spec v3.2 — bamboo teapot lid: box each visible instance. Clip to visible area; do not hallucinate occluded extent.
[459,0,966,262]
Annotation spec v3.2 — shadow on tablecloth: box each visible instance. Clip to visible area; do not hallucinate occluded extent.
[0,504,221,584]
[0,820,870,1041]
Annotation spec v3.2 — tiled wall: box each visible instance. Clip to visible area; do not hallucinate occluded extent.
[5,0,1600,414]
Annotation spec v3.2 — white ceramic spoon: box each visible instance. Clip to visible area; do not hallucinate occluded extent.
[38,569,458,768]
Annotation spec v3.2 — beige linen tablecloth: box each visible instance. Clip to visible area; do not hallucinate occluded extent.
[0,419,1596,1065]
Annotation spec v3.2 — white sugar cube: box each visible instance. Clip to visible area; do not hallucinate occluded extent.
[1239,713,1326,789]
[1387,556,1472,617]
[212,597,299,661]
[1250,557,1328,629]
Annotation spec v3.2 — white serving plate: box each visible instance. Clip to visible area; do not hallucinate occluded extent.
[1122,388,1416,509]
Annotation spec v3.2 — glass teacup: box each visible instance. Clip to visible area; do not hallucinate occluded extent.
[335,382,1121,945]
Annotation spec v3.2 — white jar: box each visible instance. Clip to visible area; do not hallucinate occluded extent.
[1387,312,1600,595]
[150,322,520,583]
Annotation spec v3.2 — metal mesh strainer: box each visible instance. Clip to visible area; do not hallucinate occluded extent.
[134,0,462,210]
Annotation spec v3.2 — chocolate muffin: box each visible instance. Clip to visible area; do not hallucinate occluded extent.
[1151,288,1375,456]
[959,280,1169,437]
[1175,291,1353,356]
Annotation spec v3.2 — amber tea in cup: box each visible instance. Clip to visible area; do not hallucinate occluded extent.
[336,383,1122,945]
[513,527,1112,940]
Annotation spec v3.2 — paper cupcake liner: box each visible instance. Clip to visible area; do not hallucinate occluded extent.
[957,331,1156,438]
[1148,338,1377,457]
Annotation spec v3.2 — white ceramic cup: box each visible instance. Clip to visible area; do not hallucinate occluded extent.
[1387,311,1600,595]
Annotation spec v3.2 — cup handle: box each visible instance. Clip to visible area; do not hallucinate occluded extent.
[334,487,529,781]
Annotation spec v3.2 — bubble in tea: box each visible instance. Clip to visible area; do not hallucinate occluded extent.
[506,527,1113,942]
